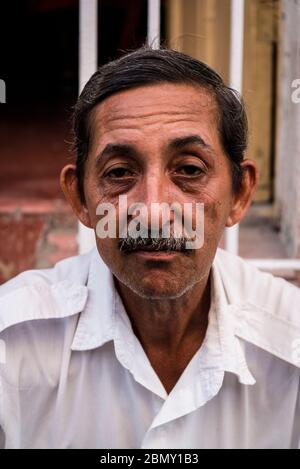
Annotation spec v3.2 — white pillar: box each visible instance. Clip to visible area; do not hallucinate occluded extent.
[78,0,98,254]
[147,0,161,49]
[229,0,245,93]
[79,0,98,92]
[224,0,245,255]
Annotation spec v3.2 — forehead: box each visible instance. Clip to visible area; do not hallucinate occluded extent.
[88,83,220,150]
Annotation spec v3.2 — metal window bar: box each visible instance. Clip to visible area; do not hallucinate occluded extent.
[224,0,245,256]
[147,0,161,48]
[78,0,98,254]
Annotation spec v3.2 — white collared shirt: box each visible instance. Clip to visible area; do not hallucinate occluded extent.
[0,247,300,449]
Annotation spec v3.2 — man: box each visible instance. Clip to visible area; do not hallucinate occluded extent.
[0,47,299,449]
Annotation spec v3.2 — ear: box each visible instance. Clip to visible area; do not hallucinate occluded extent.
[226,159,259,227]
[60,164,92,228]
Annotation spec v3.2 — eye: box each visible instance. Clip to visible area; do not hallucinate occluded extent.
[175,165,204,176]
[105,167,134,178]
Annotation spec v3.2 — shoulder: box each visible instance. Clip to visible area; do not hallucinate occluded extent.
[0,251,93,388]
[215,247,300,315]
[215,248,300,367]
[0,251,92,335]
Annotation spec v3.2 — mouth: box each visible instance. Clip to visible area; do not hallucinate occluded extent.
[123,247,189,260]
[130,249,179,257]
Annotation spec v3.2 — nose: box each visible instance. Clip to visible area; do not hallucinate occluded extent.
[143,168,168,205]
[129,167,177,234]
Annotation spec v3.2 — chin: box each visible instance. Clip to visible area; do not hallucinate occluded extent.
[124,277,196,300]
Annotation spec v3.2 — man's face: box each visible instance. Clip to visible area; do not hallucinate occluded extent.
[78,84,240,299]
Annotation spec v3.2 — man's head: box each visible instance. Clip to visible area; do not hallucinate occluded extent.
[61,47,257,299]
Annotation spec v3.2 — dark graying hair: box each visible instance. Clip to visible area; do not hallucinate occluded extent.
[73,46,248,202]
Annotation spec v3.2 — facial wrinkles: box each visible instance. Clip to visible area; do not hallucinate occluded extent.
[89,122,221,180]
[89,87,219,154]
[85,86,232,219]
[97,87,216,123]
[100,108,213,128]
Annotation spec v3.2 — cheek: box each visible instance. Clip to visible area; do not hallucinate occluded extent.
[83,163,114,215]
[199,189,232,238]
[96,237,120,269]
[84,187,118,229]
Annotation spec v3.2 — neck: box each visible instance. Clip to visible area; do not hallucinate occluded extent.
[114,273,211,354]
[114,272,211,394]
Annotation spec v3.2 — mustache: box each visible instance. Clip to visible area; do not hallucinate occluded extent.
[118,235,191,253]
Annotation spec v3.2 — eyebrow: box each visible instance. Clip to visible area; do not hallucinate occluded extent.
[95,134,215,167]
[169,135,215,155]
[96,143,139,163]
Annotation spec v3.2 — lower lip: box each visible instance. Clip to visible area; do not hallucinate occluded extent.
[129,250,181,260]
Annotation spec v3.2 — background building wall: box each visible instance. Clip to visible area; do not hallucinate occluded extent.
[275,0,300,258]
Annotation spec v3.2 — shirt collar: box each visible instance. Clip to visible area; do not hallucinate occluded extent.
[71,248,118,351]
[205,258,256,386]
[71,248,256,386]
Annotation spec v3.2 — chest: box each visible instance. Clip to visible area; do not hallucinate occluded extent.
[3,343,299,449]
